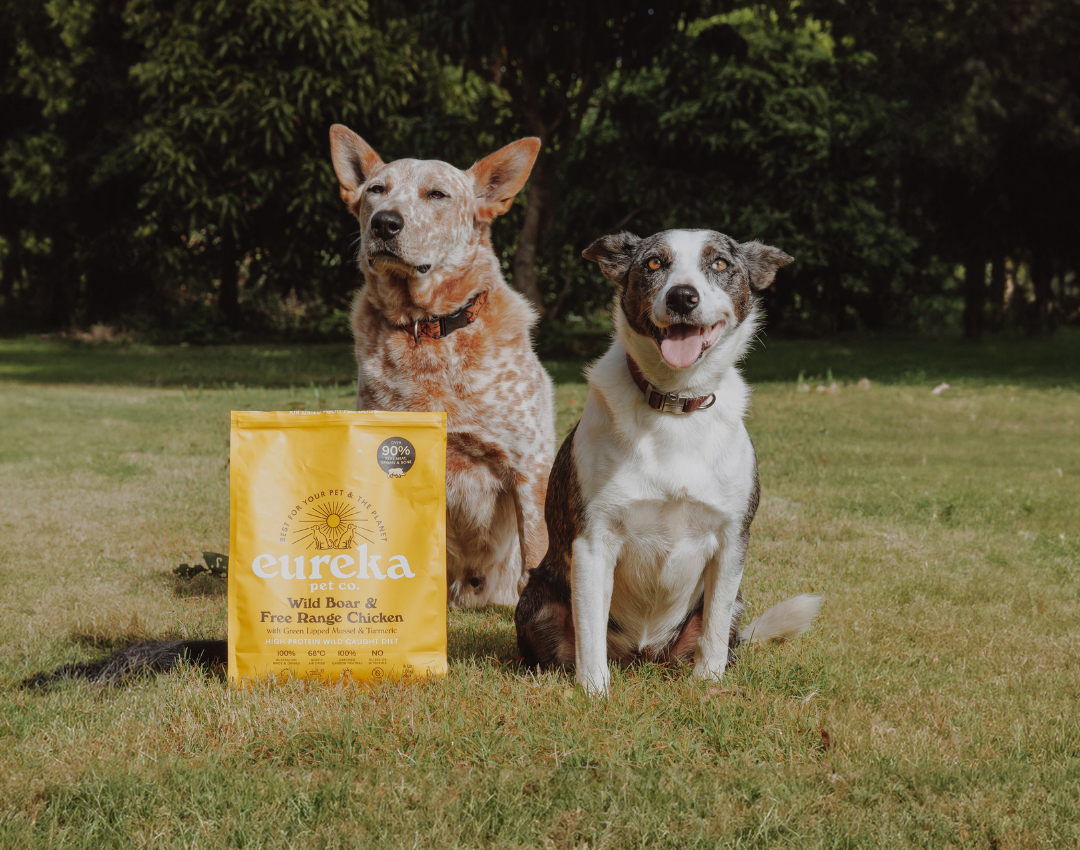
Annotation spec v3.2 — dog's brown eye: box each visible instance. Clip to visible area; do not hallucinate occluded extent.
[647,258,661,271]
[368,185,385,195]
[712,259,728,271]
[429,190,447,200]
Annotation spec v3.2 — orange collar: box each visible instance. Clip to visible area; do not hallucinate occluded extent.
[626,354,716,414]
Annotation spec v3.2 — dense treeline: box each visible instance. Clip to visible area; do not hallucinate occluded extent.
[1,0,1077,344]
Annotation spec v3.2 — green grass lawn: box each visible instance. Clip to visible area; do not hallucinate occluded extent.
[1,334,1077,848]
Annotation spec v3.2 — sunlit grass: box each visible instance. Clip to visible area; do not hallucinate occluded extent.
[0,337,1077,848]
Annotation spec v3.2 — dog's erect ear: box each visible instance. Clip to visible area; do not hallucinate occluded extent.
[582,232,642,283]
[740,241,793,290]
[467,138,541,221]
[329,124,385,205]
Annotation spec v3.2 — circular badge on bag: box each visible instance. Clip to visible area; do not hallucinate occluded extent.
[377,437,416,478]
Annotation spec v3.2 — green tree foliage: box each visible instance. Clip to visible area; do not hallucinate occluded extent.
[1,0,145,327]
[0,0,1076,337]
[546,9,917,334]
[802,0,1080,335]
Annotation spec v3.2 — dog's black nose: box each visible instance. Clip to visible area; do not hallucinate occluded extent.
[666,284,700,315]
[370,209,404,240]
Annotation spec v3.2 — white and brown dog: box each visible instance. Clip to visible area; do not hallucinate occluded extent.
[515,228,822,694]
[329,126,555,607]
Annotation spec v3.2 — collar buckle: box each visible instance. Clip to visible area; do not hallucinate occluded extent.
[657,390,695,415]
[627,353,717,415]
[662,391,685,414]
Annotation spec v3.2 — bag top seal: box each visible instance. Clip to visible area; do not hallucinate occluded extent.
[231,411,447,429]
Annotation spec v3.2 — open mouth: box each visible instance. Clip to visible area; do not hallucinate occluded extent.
[654,321,725,368]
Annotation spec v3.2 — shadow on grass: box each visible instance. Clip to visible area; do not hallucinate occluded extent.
[743,328,1080,387]
[447,604,520,667]
[443,605,714,684]
[4,331,1078,389]
[69,619,159,651]
[0,338,357,388]
[169,573,227,599]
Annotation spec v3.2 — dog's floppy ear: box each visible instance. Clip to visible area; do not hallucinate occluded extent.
[582,232,642,283]
[330,124,385,206]
[467,138,541,221]
[740,241,793,290]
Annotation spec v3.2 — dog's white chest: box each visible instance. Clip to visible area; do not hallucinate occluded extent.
[608,497,723,652]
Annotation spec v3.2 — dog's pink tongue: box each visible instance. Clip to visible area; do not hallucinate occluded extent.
[660,324,704,368]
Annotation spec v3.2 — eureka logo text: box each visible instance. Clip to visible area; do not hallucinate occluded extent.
[251,543,415,593]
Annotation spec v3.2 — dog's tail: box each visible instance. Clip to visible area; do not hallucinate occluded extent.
[23,639,227,689]
[739,594,823,644]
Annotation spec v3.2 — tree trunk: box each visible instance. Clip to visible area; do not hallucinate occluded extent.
[1,238,18,312]
[218,246,241,330]
[1029,253,1052,334]
[511,148,554,315]
[962,253,985,340]
[47,236,79,330]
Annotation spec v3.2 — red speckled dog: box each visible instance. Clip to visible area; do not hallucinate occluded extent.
[329,125,555,608]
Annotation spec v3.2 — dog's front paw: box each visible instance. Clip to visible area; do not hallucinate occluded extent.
[692,658,726,682]
[576,666,610,698]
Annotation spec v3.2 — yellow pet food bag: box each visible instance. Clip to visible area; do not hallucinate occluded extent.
[228,411,447,683]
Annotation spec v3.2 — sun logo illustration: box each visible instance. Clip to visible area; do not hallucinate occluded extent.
[291,501,372,550]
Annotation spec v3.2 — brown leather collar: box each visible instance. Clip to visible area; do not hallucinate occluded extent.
[399,291,488,344]
[626,354,716,414]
